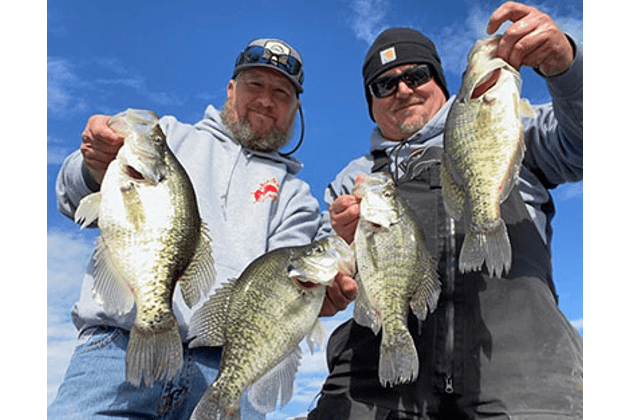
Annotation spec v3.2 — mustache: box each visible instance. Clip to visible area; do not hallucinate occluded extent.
[392,98,425,112]
[247,104,275,119]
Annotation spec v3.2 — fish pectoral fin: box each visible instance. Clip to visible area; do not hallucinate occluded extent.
[179,222,216,308]
[187,279,233,346]
[353,284,382,335]
[440,156,465,221]
[305,319,326,354]
[410,263,441,322]
[91,237,135,315]
[248,347,301,414]
[519,98,537,119]
[75,192,102,228]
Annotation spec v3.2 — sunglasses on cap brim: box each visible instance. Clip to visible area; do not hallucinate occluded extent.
[369,64,432,98]
[236,46,302,77]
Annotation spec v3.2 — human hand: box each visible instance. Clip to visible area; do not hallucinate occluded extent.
[329,194,361,244]
[319,271,358,317]
[487,1,574,77]
[80,114,125,184]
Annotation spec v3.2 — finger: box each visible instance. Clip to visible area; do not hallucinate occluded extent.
[331,218,359,244]
[487,3,541,67]
[321,273,357,316]
[501,14,554,69]
[83,115,125,149]
[517,30,574,76]
[486,1,531,35]
[319,298,337,317]
[319,285,345,317]
[329,194,360,215]
[337,273,358,301]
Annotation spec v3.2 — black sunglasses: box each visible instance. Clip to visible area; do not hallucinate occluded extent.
[369,65,432,98]
[236,46,302,77]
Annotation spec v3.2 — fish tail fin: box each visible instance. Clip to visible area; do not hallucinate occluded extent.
[190,386,239,420]
[379,330,419,387]
[460,220,511,278]
[126,314,183,388]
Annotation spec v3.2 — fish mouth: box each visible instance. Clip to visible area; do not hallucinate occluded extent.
[471,68,501,100]
[287,263,335,290]
[123,162,165,183]
[294,278,320,290]
[124,165,146,181]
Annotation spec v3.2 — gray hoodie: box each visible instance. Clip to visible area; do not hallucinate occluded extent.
[56,104,322,337]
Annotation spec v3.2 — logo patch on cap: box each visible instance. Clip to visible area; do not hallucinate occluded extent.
[264,40,291,56]
[379,47,397,65]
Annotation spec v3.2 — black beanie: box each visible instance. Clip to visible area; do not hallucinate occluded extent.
[363,27,449,121]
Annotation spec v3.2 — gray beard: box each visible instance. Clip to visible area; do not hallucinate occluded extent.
[220,102,293,153]
[399,117,428,137]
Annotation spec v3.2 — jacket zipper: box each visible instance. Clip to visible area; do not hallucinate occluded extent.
[444,216,456,394]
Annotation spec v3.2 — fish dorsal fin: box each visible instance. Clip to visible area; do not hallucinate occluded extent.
[178,221,216,308]
[91,236,135,315]
[248,347,302,414]
[305,319,326,354]
[75,192,102,229]
[187,279,233,347]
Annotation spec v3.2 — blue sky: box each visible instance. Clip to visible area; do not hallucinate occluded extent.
[44,0,583,417]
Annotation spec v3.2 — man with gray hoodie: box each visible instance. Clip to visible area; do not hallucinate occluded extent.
[50,37,355,419]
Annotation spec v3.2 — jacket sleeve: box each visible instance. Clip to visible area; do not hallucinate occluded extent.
[56,149,100,223]
[522,35,583,189]
[315,155,374,240]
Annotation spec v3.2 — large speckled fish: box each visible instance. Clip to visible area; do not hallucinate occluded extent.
[75,109,215,387]
[441,36,536,278]
[187,235,355,420]
[353,172,440,387]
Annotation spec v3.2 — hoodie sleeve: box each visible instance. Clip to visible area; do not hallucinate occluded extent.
[56,149,100,223]
[267,174,322,251]
[522,35,583,189]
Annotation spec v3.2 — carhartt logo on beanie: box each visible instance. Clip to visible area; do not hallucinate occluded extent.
[362,27,449,121]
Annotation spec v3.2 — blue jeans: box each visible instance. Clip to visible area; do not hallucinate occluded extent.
[47,326,265,420]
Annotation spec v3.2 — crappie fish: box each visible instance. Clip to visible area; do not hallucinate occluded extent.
[187,235,355,420]
[75,109,215,387]
[353,173,440,387]
[441,35,536,278]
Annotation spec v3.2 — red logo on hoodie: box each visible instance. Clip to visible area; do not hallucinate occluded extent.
[253,178,280,202]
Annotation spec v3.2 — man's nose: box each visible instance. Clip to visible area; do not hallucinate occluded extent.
[395,79,414,96]
[256,87,275,109]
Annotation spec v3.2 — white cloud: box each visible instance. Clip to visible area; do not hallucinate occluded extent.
[47,58,90,118]
[47,135,73,166]
[47,56,184,119]
[345,1,583,76]
[348,0,390,45]
[554,16,583,44]
[47,229,96,405]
